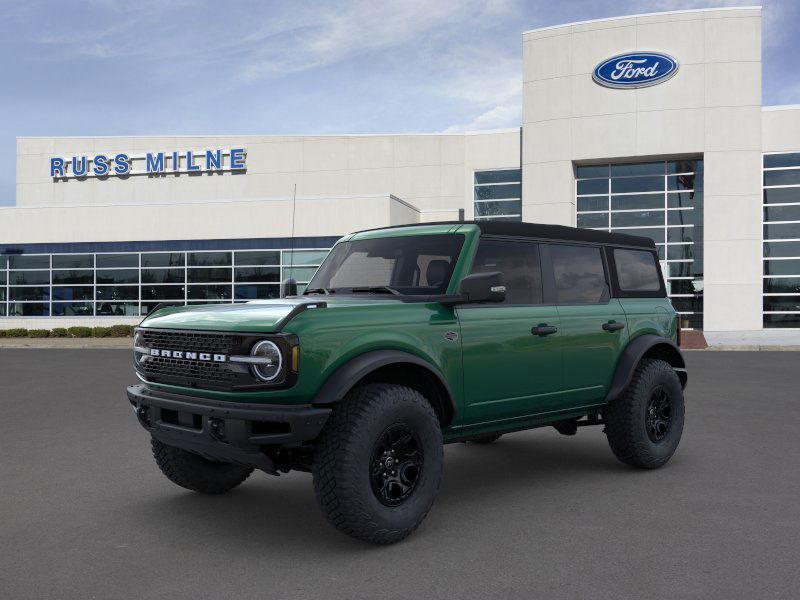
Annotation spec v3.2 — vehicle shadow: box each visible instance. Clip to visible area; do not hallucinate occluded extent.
[127,430,627,552]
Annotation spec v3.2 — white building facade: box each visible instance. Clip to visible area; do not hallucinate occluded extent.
[2,6,799,338]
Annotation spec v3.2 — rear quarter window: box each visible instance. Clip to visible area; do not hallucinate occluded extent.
[614,248,661,292]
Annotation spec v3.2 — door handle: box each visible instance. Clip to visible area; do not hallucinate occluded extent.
[602,321,626,332]
[532,325,558,336]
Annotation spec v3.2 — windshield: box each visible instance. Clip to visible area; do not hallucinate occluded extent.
[306,234,464,296]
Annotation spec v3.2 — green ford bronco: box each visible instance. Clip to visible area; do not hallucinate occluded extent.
[128,221,687,544]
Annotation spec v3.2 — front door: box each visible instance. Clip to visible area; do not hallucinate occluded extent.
[545,243,628,408]
[458,238,563,427]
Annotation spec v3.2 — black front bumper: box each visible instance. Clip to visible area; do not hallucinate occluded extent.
[127,384,331,473]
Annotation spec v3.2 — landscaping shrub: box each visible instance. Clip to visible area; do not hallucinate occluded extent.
[91,326,113,338]
[50,328,69,338]
[67,326,92,338]
[109,324,135,337]
[28,329,51,338]
[3,328,28,338]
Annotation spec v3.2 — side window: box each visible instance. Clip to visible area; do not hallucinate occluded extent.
[614,248,661,292]
[470,239,542,304]
[550,244,608,304]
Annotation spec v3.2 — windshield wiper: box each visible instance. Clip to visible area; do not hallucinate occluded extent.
[304,287,334,295]
[349,286,401,295]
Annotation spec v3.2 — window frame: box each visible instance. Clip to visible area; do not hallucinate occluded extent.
[541,242,613,306]
[461,235,547,307]
[606,246,667,298]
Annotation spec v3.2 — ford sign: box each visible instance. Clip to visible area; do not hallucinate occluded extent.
[593,52,678,89]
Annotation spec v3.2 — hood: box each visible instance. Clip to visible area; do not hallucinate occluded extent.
[138,296,402,333]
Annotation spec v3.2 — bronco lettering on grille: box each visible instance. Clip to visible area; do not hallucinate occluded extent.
[149,348,227,362]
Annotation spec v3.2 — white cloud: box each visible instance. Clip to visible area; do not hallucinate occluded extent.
[442,103,521,132]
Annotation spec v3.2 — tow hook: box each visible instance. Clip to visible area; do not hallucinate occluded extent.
[209,417,226,442]
[135,405,150,427]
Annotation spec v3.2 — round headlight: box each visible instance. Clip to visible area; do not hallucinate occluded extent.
[133,331,146,365]
[251,340,283,382]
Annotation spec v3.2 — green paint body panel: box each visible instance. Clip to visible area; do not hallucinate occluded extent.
[136,223,679,441]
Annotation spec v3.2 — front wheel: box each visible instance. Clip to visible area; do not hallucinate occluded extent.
[604,358,685,469]
[312,383,443,544]
[151,438,253,494]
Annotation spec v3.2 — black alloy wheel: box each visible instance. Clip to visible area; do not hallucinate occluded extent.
[645,386,672,442]
[369,424,423,506]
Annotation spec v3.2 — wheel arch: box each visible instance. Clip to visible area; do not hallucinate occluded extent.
[606,334,687,403]
[312,350,456,427]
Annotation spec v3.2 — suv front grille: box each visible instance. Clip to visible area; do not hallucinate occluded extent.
[140,330,236,355]
[138,329,240,388]
[135,328,295,391]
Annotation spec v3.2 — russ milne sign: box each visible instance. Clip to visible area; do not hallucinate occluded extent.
[592,52,678,89]
[50,148,246,179]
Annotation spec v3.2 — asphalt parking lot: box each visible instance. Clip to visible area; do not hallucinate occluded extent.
[1,350,798,600]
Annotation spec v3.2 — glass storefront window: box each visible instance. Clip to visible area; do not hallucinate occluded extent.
[188,251,231,266]
[234,267,280,282]
[9,255,49,269]
[187,267,232,283]
[187,284,232,300]
[52,254,93,269]
[96,269,138,284]
[283,250,329,265]
[763,153,800,328]
[10,287,50,301]
[52,270,93,284]
[96,254,137,268]
[474,169,522,221]
[52,302,94,316]
[8,303,49,316]
[141,268,184,284]
[10,271,50,285]
[52,286,94,301]
[0,246,329,318]
[141,253,185,268]
[576,158,704,329]
[235,251,279,266]
[234,284,281,300]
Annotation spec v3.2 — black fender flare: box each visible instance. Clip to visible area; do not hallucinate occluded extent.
[312,349,457,426]
[606,334,687,403]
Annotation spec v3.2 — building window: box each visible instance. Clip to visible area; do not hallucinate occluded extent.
[575,159,704,330]
[763,152,800,328]
[0,246,330,318]
[474,169,522,222]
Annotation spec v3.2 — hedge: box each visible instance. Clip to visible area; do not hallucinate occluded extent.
[0,325,136,338]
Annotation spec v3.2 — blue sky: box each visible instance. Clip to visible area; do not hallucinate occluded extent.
[1,0,798,206]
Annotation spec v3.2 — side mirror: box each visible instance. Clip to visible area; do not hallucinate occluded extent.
[457,271,506,304]
[281,278,298,298]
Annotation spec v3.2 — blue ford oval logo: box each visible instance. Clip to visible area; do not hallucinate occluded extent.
[593,52,679,89]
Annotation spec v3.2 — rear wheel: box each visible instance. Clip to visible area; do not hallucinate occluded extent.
[151,438,253,494]
[312,383,443,544]
[604,358,685,469]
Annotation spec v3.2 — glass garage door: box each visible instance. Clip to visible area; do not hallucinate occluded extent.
[763,152,800,328]
[575,159,704,330]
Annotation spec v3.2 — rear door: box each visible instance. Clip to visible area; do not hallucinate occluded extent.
[458,237,563,426]
[544,243,628,408]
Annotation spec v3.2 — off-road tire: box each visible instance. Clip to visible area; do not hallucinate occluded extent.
[470,433,503,444]
[312,383,443,544]
[151,438,253,494]
[604,358,685,469]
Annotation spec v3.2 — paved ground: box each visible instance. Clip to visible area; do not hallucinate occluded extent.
[1,350,798,600]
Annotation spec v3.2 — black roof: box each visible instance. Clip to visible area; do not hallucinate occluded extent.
[358,221,656,249]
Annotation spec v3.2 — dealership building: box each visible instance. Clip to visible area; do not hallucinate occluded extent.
[2,6,799,342]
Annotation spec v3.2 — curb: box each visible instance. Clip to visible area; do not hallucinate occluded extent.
[0,338,133,349]
[703,344,800,351]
